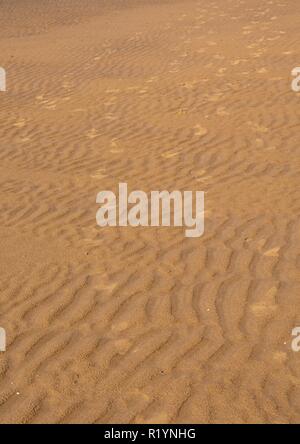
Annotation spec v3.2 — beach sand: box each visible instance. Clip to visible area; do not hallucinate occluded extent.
[1,0,300,423]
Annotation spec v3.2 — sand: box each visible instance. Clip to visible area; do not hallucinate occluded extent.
[0,0,300,424]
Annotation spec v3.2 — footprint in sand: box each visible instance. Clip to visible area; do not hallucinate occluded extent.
[255,138,264,147]
[91,168,107,179]
[86,128,101,139]
[44,101,57,110]
[263,247,280,257]
[62,81,74,89]
[111,322,129,333]
[175,108,188,116]
[257,67,268,74]
[110,139,124,154]
[17,137,31,143]
[195,175,212,183]
[252,51,264,58]
[113,339,132,354]
[194,125,208,137]
[231,59,246,66]
[216,106,229,116]
[13,118,27,128]
[192,168,213,183]
[181,81,197,90]
[192,168,206,177]
[251,286,278,316]
[247,122,269,134]
[207,93,223,102]
[146,76,159,84]
[36,95,58,109]
[104,114,117,121]
[127,388,149,402]
[90,273,117,292]
[161,151,179,159]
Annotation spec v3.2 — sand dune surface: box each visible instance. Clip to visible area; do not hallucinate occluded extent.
[1,0,300,423]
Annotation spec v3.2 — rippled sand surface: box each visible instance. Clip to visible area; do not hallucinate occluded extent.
[1,0,300,423]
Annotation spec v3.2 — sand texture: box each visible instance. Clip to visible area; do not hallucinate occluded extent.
[1,0,300,423]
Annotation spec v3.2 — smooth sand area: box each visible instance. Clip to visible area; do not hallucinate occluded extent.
[1,0,300,423]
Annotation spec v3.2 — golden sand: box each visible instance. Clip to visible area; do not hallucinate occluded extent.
[0,0,300,423]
